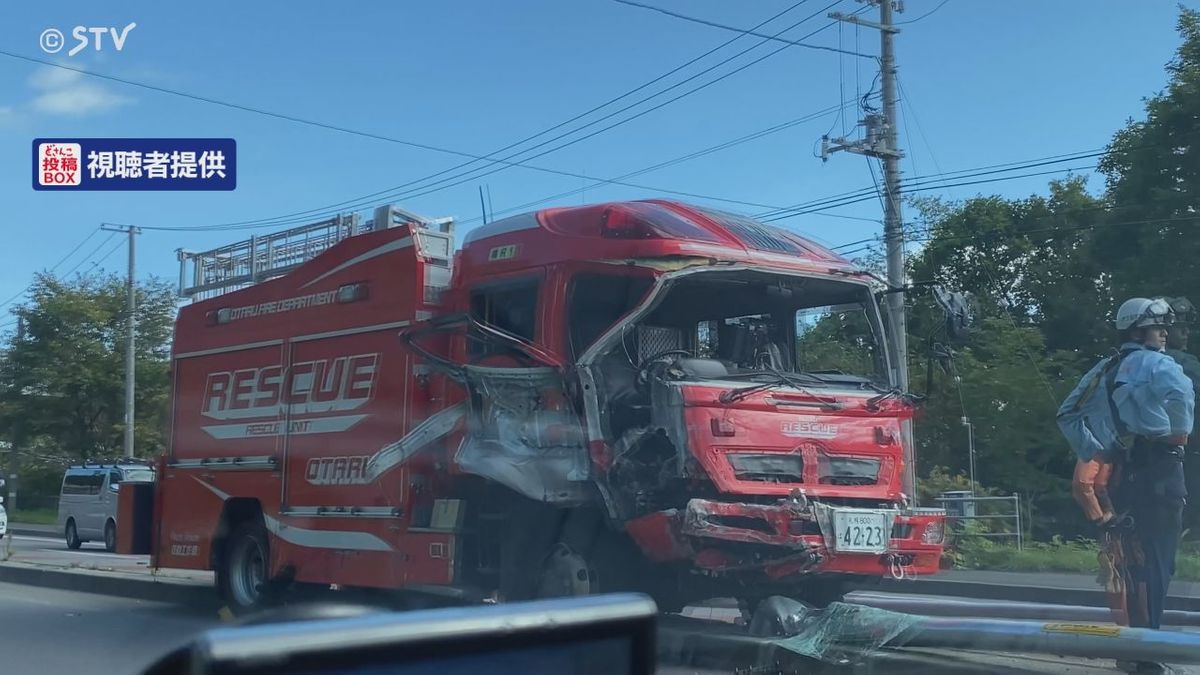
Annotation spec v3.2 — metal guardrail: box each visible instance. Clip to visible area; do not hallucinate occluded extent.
[934,493,1023,551]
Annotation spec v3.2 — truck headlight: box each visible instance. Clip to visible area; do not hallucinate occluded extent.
[922,521,945,545]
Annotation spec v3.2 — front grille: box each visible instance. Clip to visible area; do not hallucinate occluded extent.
[728,453,804,484]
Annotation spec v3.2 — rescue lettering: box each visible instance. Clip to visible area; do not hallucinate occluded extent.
[781,419,838,439]
[305,456,372,485]
[202,354,379,420]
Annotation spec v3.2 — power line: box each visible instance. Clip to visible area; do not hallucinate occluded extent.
[90,237,128,270]
[612,0,874,59]
[771,164,1098,221]
[0,227,102,311]
[758,160,1101,222]
[162,2,852,233]
[896,0,953,25]
[89,2,831,234]
[455,100,854,227]
[145,1,824,234]
[0,41,799,227]
[60,231,119,279]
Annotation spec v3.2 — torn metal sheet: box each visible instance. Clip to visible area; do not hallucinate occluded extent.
[365,402,467,481]
[683,498,808,548]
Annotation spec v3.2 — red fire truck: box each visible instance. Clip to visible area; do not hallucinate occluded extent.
[152,200,948,614]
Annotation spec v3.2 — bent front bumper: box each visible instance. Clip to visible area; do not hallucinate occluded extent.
[625,498,944,579]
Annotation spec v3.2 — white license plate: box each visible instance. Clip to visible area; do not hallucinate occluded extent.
[832,510,890,553]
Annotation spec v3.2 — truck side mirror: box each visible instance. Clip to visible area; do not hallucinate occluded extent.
[110,482,121,493]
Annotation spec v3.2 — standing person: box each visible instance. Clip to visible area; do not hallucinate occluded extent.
[1107,298,1194,674]
[1162,297,1200,386]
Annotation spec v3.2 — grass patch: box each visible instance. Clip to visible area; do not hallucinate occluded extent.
[9,507,58,526]
[954,535,1200,582]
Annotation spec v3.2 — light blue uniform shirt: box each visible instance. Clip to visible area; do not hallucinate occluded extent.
[1112,342,1195,439]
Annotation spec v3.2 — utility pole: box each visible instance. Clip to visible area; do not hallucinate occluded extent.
[102,224,140,458]
[7,316,25,515]
[823,0,914,500]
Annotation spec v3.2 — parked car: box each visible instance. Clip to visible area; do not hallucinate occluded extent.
[57,461,156,552]
[0,476,7,541]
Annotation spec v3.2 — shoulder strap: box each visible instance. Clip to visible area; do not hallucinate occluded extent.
[1104,347,1141,437]
[1070,352,1126,414]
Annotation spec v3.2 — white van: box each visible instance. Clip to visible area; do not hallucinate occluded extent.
[57,461,156,552]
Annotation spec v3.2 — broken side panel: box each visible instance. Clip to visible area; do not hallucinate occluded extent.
[455,365,592,504]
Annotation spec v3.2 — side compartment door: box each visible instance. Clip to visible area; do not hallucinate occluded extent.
[280,329,405,516]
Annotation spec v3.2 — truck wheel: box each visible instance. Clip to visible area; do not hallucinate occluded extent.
[65,519,82,550]
[104,520,117,553]
[535,543,594,598]
[218,521,273,614]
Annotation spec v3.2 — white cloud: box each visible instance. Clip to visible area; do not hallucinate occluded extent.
[26,66,132,117]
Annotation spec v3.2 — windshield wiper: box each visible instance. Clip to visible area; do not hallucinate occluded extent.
[719,368,842,408]
[865,386,926,411]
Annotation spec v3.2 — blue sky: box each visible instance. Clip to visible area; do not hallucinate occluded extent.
[0,1,1194,317]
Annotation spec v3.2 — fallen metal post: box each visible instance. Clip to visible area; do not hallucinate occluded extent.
[848,591,1200,627]
[896,614,1200,664]
[749,597,1200,666]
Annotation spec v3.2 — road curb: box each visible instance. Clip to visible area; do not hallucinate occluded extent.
[0,563,216,608]
[2,556,1197,614]
[9,526,57,538]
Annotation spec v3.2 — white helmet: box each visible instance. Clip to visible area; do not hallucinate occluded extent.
[1115,297,1175,330]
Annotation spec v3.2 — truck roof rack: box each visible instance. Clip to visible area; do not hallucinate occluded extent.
[176,204,454,301]
[71,458,156,470]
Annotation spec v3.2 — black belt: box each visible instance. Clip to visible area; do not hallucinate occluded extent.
[1130,437,1184,462]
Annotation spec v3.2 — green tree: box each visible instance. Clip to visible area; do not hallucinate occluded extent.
[1097,7,1200,304]
[0,273,177,463]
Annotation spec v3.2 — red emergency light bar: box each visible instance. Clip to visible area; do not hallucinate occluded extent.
[542,202,726,244]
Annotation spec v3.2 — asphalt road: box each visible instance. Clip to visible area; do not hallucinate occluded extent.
[0,581,216,674]
[2,578,1194,675]
[3,533,1200,674]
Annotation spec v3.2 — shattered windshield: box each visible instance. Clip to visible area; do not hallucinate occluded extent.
[637,270,886,385]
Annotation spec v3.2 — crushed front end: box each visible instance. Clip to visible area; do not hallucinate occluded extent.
[619,383,945,586]
[581,267,946,592]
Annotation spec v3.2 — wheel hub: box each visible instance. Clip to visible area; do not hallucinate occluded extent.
[229,538,266,607]
[536,543,593,598]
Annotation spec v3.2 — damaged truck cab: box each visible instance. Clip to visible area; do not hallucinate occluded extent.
[418,200,945,604]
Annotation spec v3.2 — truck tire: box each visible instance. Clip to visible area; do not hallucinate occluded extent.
[218,520,274,615]
[498,503,682,612]
[65,519,82,550]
